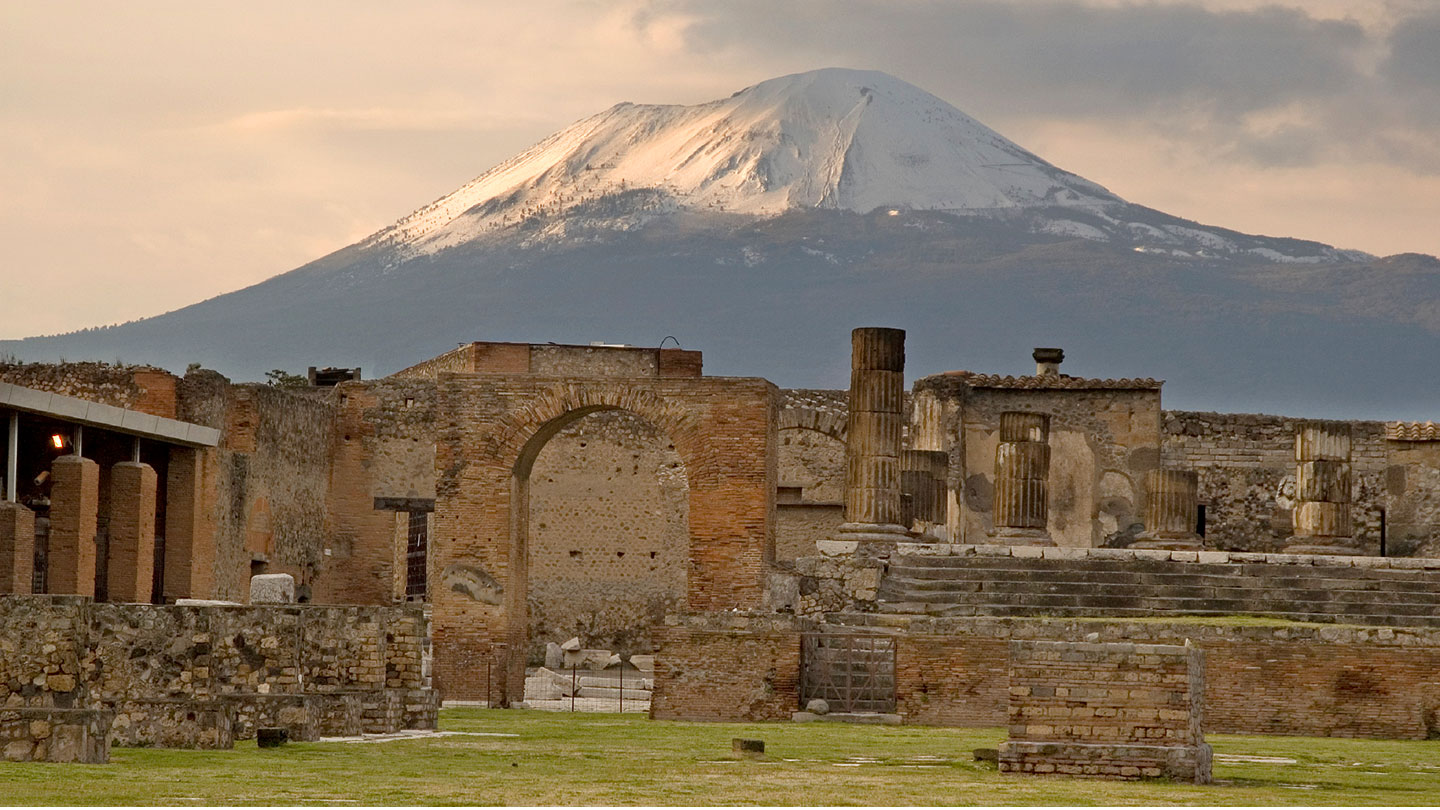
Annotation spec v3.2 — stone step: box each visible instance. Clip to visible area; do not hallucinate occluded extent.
[887,562,1440,587]
[880,577,1440,604]
[575,686,652,701]
[880,587,1440,615]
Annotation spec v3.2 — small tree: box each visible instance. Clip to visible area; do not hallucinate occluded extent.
[265,369,308,388]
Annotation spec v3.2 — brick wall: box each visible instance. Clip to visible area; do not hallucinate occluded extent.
[650,614,806,722]
[430,374,777,701]
[0,362,177,418]
[866,617,1440,739]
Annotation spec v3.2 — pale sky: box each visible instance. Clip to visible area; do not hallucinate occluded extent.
[3,0,1438,339]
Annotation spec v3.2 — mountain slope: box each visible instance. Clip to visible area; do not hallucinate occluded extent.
[4,69,1435,419]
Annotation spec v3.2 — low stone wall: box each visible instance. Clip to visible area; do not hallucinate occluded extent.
[874,617,1440,740]
[998,640,1211,782]
[650,614,811,722]
[0,595,438,750]
[0,707,110,763]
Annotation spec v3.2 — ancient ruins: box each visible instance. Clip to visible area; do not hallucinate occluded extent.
[3,329,1440,771]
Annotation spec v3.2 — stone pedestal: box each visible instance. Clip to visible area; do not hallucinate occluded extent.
[1286,422,1359,555]
[48,455,99,597]
[992,412,1053,545]
[0,501,35,594]
[836,328,909,551]
[1131,469,1202,551]
[107,462,157,603]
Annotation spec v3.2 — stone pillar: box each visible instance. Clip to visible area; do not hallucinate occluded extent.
[900,449,948,531]
[165,447,214,600]
[1132,469,1201,550]
[48,454,99,597]
[993,412,1052,544]
[0,501,35,594]
[836,327,910,549]
[107,461,157,603]
[1287,421,1357,554]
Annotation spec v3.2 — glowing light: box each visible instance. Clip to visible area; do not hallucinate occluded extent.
[50,434,66,449]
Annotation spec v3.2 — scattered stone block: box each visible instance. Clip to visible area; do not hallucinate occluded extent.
[732,738,764,757]
[544,642,563,669]
[249,574,295,605]
[559,637,581,651]
[806,698,830,715]
[629,654,655,673]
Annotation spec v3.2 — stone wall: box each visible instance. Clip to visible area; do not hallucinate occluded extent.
[175,374,335,600]
[1383,438,1440,558]
[0,595,436,749]
[0,361,177,418]
[776,391,847,560]
[649,613,810,722]
[998,640,1210,782]
[1161,411,1387,553]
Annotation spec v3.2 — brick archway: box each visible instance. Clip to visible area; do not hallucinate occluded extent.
[778,407,847,443]
[430,376,777,702]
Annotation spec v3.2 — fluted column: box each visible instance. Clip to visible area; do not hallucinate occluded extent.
[837,327,910,548]
[900,449,948,530]
[992,412,1052,544]
[1287,421,1359,554]
[1132,469,1201,550]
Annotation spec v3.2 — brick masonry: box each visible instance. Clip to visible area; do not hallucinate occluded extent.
[998,640,1211,782]
[0,502,35,594]
[429,374,778,702]
[649,613,808,722]
[106,462,156,603]
[48,455,99,597]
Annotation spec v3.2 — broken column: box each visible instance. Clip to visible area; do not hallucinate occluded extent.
[0,501,35,594]
[836,327,909,549]
[1132,469,1201,550]
[992,412,1052,545]
[900,449,948,533]
[48,455,100,597]
[1287,421,1357,555]
[107,461,157,603]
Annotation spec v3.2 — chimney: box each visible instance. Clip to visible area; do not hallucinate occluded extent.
[1033,347,1064,377]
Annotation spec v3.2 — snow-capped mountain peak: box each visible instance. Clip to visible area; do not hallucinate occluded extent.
[364,68,1122,255]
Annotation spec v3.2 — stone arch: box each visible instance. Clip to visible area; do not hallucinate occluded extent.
[778,407,847,443]
[429,375,775,704]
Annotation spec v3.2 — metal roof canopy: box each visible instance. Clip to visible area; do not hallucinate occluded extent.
[0,382,220,448]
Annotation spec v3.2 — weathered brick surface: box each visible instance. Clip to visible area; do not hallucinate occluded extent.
[999,640,1210,782]
[859,616,1440,739]
[430,375,777,701]
[106,462,156,603]
[48,455,99,597]
[0,502,35,594]
[650,614,806,722]
[0,362,175,417]
[164,447,214,600]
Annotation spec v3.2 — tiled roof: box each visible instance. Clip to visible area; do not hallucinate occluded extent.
[1388,421,1440,441]
[932,371,1164,391]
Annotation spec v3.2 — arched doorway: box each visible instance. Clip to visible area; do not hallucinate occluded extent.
[519,408,689,665]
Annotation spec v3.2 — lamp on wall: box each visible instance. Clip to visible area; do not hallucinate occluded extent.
[50,433,67,450]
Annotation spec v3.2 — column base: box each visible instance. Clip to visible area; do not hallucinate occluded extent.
[990,527,1054,547]
[1129,533,1203,551]
[834,523,910,557]
[1283,537,1362,556]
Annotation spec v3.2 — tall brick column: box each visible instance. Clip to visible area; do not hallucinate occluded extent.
[836,327,910,550]
[1132,469,1201,550]
[1287,421,1358,555]
[164,447,214,600]
[0,501,35,594]
[49,454,99,597]
[107,461,157,603]
[993,412,1052,545]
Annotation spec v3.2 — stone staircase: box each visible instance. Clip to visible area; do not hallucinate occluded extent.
[871,554,1440,627]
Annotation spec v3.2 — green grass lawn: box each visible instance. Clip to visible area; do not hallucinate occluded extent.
[3,708,1439,805]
